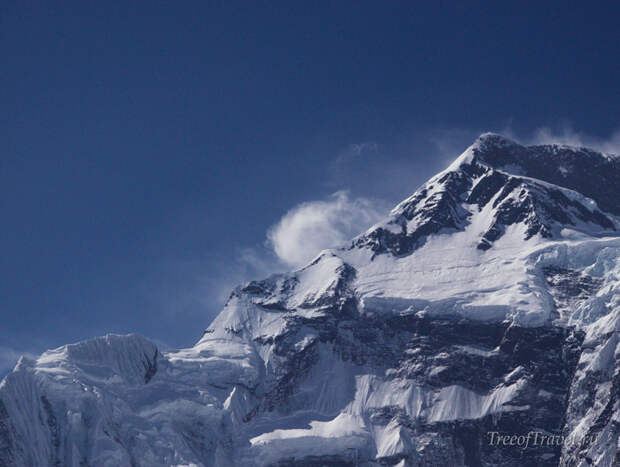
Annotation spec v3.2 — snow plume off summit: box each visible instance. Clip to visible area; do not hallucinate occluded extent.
[1,134,619,466]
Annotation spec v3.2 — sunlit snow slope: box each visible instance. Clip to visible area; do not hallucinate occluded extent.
[1,134,619,466]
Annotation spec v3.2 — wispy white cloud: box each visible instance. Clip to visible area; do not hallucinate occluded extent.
[266,191,387,268]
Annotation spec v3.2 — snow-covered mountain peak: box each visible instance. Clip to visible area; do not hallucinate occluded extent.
[460,132,614,173]
[465,134,619,216]
[356,135,617,259]
[36,334,159,385]
[444,132,519,171]
[1,134,619,466]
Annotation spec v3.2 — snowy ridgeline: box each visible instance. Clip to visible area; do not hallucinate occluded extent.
[1,134,619,466]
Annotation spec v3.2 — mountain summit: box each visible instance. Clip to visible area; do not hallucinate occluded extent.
[358,133,616,257]
[2,135,619,466]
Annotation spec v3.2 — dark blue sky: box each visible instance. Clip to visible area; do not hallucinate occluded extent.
[1,1,618,364]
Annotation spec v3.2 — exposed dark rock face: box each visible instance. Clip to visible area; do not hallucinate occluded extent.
[143,349,158,383]
[543,266,604,317]
[353,169,476,256]
[0,401,17,465]
[250,301,586,466]
[40,396,61,467]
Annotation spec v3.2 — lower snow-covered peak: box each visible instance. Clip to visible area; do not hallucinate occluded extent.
[199,251,358,344]
[236,251,355,313]
[31,333,159,386]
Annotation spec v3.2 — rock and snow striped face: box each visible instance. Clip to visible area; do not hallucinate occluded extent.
[355,134,617,257]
